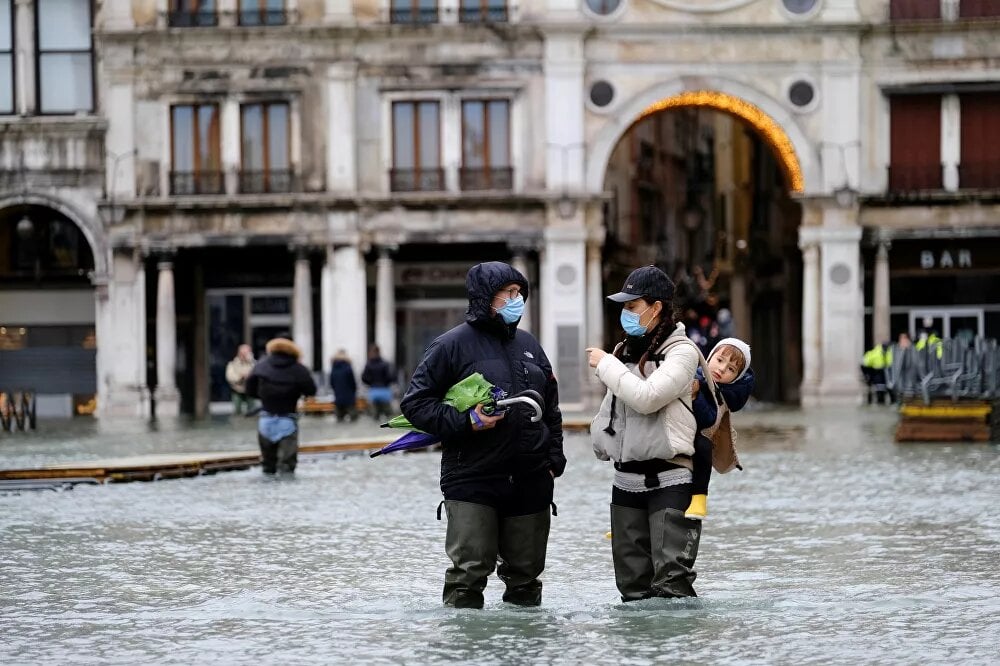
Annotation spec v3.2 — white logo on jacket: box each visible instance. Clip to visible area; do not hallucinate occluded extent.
[523,351,534,359]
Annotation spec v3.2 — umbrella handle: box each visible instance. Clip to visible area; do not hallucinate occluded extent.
[494,395,544,422]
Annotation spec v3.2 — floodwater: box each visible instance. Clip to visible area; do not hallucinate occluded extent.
[2,407,999,664]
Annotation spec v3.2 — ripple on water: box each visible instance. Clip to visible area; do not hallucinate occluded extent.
[2,407,999,664]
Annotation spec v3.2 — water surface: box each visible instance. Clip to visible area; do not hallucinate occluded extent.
[2,407,998,664]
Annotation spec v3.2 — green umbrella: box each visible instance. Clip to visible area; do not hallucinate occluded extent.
[382,372,499,432]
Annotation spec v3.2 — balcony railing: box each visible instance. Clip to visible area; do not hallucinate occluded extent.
[887,164,944,193]
[170,171,225,195]
[459,166,513,191]
[959,0,1000,18]
[889,0,941,21]
[390,168,445,192]
[459,4,508,23]
[167,10,219,27]
[390,6,439,24]
[238,170,296,194]
[238,9,289,25]
[958,161,1000,189]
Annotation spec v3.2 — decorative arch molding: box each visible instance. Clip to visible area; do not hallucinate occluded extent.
[0,191,109,278]
[585,76,821,195]
[648,0,760,13]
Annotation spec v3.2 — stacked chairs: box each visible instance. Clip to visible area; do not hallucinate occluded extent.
[885,337,999,404]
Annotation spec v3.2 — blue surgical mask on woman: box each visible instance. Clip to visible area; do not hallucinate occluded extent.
[620,305,652,336]
[497,294,525,324]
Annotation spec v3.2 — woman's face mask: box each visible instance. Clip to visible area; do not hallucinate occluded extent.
[620,304,653,336]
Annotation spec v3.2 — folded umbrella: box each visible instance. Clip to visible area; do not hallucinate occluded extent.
[370,375,544,459]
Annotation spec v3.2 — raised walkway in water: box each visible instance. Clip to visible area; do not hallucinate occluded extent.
[0,418,592,490]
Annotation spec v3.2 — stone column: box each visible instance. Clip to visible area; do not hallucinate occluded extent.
[941,94,960,191]
[585,239,602,349]
[800,205,864,404]
[99,249,148,417]
[292,251,314,370]
[326,63,357,192]
[327,243,368,372]
[375,247,396,364]
[155,259,179,414]
[510,249,533,334]
[540,216,587,411]
[798,233,822,404]
[873,239,892,346]
[14,0,36,114]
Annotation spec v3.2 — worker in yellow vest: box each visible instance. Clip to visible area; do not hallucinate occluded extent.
[915,332,943,359]
[860,342,892,404]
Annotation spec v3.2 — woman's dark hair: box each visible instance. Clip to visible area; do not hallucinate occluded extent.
[612,296,677,377]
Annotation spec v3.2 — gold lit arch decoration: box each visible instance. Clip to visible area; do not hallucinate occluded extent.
[636,90,804,193]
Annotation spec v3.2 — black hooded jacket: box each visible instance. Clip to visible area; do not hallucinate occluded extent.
[245,340,317,414]
[399,262,565,492]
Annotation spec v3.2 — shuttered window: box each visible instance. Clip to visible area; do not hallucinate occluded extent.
[958,93,1000,189]
[888,95,942,192]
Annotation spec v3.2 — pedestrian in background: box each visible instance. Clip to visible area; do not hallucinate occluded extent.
[225,344,256,415]
[362,344,395,422]
[245,338,317,475]
[400,261,565,609]
[329,349,358,422]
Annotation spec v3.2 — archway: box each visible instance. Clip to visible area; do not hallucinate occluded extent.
[0,199,102,417]
[591,83,812,402]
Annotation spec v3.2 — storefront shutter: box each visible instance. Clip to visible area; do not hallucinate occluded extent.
[889,95,942,191]
[959,92,1000,189]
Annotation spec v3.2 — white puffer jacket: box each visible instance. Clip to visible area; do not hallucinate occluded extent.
[591,323,701,465]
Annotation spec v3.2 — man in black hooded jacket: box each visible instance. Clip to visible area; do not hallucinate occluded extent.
[400,261,565,609]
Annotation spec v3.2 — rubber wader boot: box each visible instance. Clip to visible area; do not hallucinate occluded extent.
[443,501,499,609]
[648,507,701,598]
[497,509,551,606]
[610,504,655,602]
[258,434,278,474]
[276,433,298,473]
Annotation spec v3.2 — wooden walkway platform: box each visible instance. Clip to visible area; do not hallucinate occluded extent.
[0,418,591,490]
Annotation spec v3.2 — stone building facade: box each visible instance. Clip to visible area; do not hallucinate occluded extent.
[1,0,998,417]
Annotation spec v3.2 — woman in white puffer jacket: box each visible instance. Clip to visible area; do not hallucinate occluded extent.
[586,265,706,602]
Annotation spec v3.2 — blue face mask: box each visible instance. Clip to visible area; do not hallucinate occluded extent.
[497,294,525,324]
[620,305,652,337]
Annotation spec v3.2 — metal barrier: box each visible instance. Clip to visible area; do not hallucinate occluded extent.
[0,390,36,432]
[885,337,1000,404]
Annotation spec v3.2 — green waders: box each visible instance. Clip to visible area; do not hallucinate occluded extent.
[610,504,701,601]
[442,500,551,608]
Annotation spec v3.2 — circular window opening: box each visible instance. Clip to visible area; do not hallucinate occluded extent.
[782,0,818,14]
[585,0,622,16]
[589,81,615,108]
[789,80,815,108]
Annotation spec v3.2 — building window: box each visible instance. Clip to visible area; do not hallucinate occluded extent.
[240,102,292,194]
[36,0,93,114]
[0,0,12,114]
[959,0,1000,18]
[958,93,1000,190]
[459,0,507,23]
[391,101,443,192]
[238,0,287,25]
[889,0,941,21]
[888,95,942,193]
[168,0,219,27]
[170,104,223,195]
[461,100,512,191]
[390,0,438,24]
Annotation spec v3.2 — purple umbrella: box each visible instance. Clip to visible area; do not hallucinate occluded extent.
[368,390,545,459]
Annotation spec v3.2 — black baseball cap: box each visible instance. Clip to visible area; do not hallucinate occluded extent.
[606,265,675,303]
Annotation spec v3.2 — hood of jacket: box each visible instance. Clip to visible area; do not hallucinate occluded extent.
[464,261,529,339]
[265,338,301,361]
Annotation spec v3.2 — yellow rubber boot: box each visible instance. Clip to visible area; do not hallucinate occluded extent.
[684,494,708,520]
